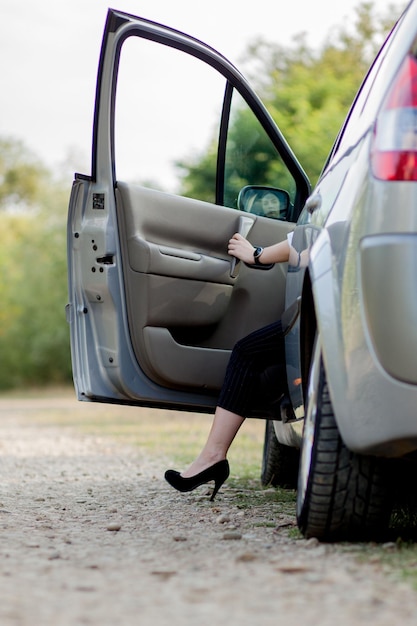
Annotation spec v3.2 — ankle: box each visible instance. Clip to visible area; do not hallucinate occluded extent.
[200,451,226,466]
[182,454,226,478]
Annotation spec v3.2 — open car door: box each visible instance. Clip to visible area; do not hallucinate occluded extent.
[66,9,310,411]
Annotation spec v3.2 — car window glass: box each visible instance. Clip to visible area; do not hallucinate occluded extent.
[115,36,225,197]
[115,34,298,222]
[333,53,386,157]
[332,24,398,158]
[314,154,354,225]
[224,89,297,214]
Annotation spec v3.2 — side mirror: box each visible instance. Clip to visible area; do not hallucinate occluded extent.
[237,185,290,220]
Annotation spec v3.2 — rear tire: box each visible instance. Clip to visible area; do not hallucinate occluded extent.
[261,420,299,489]
[297,346,391,541]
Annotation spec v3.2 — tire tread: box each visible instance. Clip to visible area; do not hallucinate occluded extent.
[298,368,390,541]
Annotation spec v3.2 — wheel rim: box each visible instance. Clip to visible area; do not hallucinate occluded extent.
[297,340,321,515]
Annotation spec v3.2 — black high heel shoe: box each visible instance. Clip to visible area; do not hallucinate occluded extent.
[164,459,230,501]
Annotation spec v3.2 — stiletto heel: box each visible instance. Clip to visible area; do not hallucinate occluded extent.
[210,476,226,502]
[164,459,230,501]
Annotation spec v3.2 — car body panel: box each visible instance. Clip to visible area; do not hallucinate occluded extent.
[285,0,417,456]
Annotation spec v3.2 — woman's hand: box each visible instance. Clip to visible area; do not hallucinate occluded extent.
[228,233,292,266]
[228,233,256,264]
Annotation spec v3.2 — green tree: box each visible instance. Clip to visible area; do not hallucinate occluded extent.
[255,1,402,185]
[178,141,218,204]
[0,138,49,210]
[0,138,71,389]
[179,1,404,193]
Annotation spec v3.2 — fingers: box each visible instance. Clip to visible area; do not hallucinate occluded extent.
[228,235,242,253]
[229,233,246,246]
[227,233,253,263]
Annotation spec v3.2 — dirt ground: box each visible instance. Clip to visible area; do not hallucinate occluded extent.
[1,393,417,626]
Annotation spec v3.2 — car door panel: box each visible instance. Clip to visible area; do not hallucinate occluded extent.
[116,181,293,390]
[118,184,234,283]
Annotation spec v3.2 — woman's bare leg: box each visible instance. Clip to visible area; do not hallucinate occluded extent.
[181,407,245,478]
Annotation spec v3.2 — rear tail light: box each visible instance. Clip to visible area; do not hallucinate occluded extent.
[371,53,417,181]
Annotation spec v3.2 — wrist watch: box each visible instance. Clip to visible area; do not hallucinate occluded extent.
[253,246,264,265]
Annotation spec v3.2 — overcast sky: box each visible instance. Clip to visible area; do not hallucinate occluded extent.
[0,0,403,179]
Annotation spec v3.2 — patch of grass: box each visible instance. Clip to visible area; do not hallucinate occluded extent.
[287,527,303,540]
[354,540,417,589]
[226,478,296,519]
[390,506,417,536]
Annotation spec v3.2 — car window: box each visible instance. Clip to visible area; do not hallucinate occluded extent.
[115,36,224,197]
[115,34,298,220]
[330,24,398,159]
[224,89,297,212]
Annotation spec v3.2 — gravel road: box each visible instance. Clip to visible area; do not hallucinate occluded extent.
[1,393,417,626]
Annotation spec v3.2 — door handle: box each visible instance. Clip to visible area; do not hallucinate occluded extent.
[230,215,255,278]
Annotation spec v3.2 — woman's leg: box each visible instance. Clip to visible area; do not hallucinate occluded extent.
[181,407,244,477]
[181,321,285,478]
[165,320,285,492]
[217,320,285,417]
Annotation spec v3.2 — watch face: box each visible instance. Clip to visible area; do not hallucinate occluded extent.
[254,247,263,258]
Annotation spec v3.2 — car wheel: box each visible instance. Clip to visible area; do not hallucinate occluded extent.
[261,419,300,489]
[296,341,392,541]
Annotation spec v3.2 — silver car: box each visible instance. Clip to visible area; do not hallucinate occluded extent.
[291,0,417,540]
[67,2,417,540]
